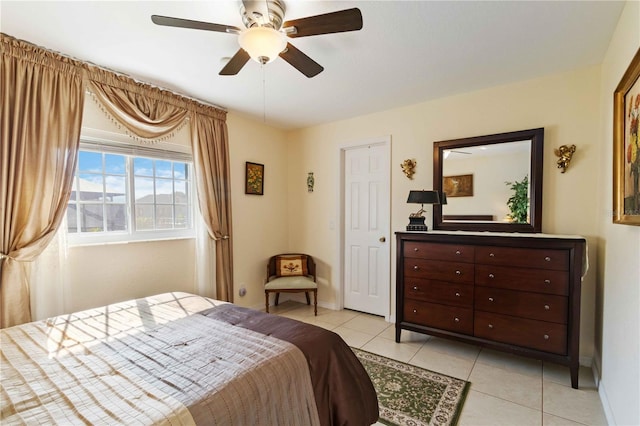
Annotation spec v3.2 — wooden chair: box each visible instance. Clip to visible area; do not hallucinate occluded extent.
[265,253,317,316]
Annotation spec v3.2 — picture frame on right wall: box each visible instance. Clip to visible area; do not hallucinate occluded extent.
[613,47,640,226]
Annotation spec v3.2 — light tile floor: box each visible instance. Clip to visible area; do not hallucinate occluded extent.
[268,301,608,426]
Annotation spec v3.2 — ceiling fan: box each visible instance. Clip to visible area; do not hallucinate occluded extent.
[443,149,472,159]
[151,0,363,78]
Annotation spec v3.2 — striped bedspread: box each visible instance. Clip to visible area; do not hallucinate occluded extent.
[1,292,320,425]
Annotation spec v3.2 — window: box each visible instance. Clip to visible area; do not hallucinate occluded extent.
[66,142,194,244]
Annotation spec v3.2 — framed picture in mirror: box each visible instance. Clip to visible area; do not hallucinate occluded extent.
[443,174,473,197]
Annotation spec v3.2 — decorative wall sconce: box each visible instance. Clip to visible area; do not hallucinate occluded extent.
[401,159,417,179]
[554,144,576,173]
[307,172,315,192]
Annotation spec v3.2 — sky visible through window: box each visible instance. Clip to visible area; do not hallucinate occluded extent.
[77,151,188,201]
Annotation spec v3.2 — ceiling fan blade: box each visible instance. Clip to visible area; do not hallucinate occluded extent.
[279,43,324,78]
[151,15,241,34]
[219,49,251,76]
[283,8,362,38]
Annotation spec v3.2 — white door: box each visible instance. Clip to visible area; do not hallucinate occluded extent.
[343,143,390,316]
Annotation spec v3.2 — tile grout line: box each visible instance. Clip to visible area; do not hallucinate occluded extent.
[467,346,482,382]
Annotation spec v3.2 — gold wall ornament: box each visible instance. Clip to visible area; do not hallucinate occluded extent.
[401,159,417,179]
[554,144,576,173]
[307,172,315,192]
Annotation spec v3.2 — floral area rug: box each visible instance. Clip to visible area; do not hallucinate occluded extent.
[352,347,470,426]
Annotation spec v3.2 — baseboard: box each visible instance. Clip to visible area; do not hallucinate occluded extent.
[588,354,613,426]
[579,356,593,368]
[598,379,615,426]
[591,352,602,387]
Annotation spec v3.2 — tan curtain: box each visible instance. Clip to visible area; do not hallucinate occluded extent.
[191,113,234,302]
[1,34,84,327]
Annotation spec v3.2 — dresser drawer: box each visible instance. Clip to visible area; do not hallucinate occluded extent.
[404,300,473,334]
[474,311,567,354]
[475,264,569,296]
[475,246,569,271]
[404,259,474,284]
[404,242,475,262]
[405,278,473,308]
[475,287,568,324]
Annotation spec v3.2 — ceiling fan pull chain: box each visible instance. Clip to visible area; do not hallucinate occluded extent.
[262,64,267,123]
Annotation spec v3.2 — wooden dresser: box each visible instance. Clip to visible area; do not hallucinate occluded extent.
[395,232,586,388]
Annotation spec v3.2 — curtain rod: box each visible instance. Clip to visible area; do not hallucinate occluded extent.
[1,32,227,113]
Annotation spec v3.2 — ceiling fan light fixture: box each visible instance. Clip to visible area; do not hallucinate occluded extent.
[238,26,287,65]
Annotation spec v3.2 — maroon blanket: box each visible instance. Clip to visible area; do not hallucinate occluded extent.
[200,304,379,426]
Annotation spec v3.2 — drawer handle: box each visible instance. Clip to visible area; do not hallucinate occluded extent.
[545,256,551,262]
[413,286,418,291]
[488,324,494,329]
[454,317,460,323]
[413,309,417,314]
[488,273,495,279]
[544,279,551,284]
[544,304,550,310]
[455,292,461,297]
[414,247,419,252]
[413,265,419,270]
[544,334,550,340]
[489,253,495,257]
[455,270,461,275]
[455,250,461,255]
[488,297,494,302]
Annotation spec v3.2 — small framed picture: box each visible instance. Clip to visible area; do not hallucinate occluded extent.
[613,47,640,225]
[443,174,474,197]
[245,162,264,195]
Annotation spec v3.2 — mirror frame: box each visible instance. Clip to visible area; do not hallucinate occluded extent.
[433,128,544,233]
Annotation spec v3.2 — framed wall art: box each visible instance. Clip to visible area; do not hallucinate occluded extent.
[443,174,474,197]
[613,47,640,225]
[245,162,264,195]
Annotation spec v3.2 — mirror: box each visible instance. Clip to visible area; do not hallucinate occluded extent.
[433,128,544,233]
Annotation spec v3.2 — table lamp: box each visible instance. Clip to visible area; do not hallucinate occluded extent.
[406,190,440,231]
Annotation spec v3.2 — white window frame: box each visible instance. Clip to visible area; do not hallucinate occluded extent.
[67,139,196,246]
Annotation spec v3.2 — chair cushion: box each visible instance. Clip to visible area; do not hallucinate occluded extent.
[265,276,317,291]
[275,255,308,277]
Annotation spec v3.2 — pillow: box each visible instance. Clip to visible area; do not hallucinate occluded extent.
[276,255,308,277]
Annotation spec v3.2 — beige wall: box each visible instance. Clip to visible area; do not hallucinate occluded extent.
[596,1,640,425]
[227,112,289,309]
[287,65,602,364]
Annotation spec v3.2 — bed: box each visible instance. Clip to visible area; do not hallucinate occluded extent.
[0,292,379,425]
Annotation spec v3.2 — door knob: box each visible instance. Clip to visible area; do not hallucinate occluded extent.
[379,236,386,242]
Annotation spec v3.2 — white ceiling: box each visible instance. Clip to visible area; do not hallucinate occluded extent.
[0,1,625,130]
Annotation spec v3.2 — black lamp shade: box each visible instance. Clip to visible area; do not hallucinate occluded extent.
[440,192,448,205]
[407,190,440,204]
